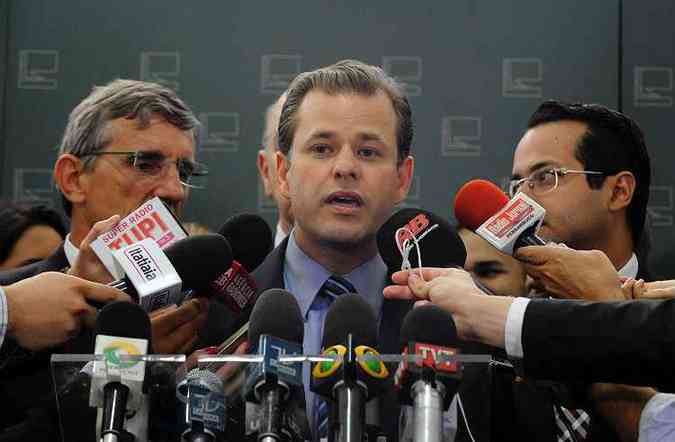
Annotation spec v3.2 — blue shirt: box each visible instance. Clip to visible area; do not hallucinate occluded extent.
[282,230,387,435]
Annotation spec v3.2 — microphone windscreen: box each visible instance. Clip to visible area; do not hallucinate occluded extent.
[248,288,304,345]
[400,304,457,348]
[454,179,509,231]
[217,213,273,271]
[94,301,152,348]
[322,294,377,348]
[164,233,233,291]
[376,208,466,271]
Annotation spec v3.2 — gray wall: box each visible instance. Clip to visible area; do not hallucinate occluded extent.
[1,1,673,276]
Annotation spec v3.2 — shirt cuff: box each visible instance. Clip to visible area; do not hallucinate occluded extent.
[639,393,675,442]
[505,297,530,359]
[0,286,7,350]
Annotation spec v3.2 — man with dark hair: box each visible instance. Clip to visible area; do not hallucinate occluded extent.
[508,100,653,441]
[237,59,417,440]
[511,100,651,272]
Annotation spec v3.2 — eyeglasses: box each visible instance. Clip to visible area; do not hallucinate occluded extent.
[82,150,209,189]
[508,167,604,198]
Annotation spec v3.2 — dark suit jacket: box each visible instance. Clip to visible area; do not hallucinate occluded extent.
[0,244,99,441]
[522,297,675,393]
[214,237,500,441]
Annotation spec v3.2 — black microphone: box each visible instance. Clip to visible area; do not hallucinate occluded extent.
[243,289,307,442]
[312,294,389,442]
[91,301,153,442]
[218,213,273,272]
[106,233,233,308]
[377,208,467,272]
[395,305,462,442]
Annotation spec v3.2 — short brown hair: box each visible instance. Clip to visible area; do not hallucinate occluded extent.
[277,59,413,163]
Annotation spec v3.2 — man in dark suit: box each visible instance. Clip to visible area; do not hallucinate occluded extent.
[0,79,209,438]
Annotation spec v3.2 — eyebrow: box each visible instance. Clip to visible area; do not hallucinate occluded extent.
[511,160,558,180]
[305,130,387,144]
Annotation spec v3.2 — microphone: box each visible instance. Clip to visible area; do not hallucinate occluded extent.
[454,179,546,255]
[243,288,307,442]
[108,233,233,310]
[178,369,227,442]
[311,294,389,442]
[395,305,461,442]
[377,208,467,272]
[90,301,152,442]
[218,213,273,272]
[207,214,273,314]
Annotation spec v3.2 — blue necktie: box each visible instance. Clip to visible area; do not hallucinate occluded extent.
[316,275,356,441]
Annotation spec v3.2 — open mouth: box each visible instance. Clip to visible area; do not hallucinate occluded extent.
[325,192,364,209]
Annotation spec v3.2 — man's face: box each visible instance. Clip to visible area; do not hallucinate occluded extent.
[511,120,608,249]
[78,116,194,229]
[459,228,527,297]
[278,90,413,250]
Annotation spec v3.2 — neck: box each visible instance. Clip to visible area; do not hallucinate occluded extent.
[294,229,377,275]
[68,213,90,249]
[597,223,634,271]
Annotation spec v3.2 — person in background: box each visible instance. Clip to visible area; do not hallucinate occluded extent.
[257,93,294,246]
[0,202,67,271]
[458,225,527,297]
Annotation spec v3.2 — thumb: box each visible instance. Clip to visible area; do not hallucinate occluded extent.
[514,245,549,265]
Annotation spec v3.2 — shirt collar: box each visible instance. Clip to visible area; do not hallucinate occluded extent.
[284,230,388,319]
[274,222,288,248]
[619,253,638,279]
[63,233,79,268]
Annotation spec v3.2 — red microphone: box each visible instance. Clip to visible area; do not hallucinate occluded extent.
[454,179,546,255]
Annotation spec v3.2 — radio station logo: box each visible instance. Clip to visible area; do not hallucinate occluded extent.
[313,345,346,379]
[355,346,388,379]
[485,197,533,239]
[124,244,161,282]
[103,340,142,369]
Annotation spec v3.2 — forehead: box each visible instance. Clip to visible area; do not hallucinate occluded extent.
[293,90,398,145]
[106,116,195,158]
[512,120,588,176]
[459,229,508,265]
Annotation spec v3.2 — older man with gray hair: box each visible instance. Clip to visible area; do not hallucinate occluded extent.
[0,79,211,436]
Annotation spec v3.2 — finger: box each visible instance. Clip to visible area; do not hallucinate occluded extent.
[149,304,178,318]
[514,245,550,265]
[83,283,132,304]
[391,268,449,284]
[408,273,430,299]
[644,280,675,290]
[176,335,199,355]
[383,285,415,300]
[155,317,202,354]
[640,288,675,300]
[153,299,204,335]
[80,215,121,250]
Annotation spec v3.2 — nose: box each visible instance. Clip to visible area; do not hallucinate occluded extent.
[154,163,187,208]
[333,146,359,180]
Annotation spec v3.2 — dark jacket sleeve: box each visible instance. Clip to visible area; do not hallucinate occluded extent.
[521,298,675,392]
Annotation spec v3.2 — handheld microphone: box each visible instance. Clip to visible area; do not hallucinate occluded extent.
[377,208,467,272]
[312,294,389,442]
[395,305,461,442]
[454,179,546,255]
[107,233,233,310]
[178,369,227,442]
[207,214,273,313]
[243,288,306,442]
[90,301,152,442]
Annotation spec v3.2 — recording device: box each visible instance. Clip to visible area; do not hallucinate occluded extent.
[377,208,467,272]
[178,369,227,442]
[311,294,389,442]
[106,233,233,310]
[243,289,307,442]
[90,301,152,442]
[200,214,274,354]
[206,214,273,314]
[454,179,546,255]
[395,305,461,442]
